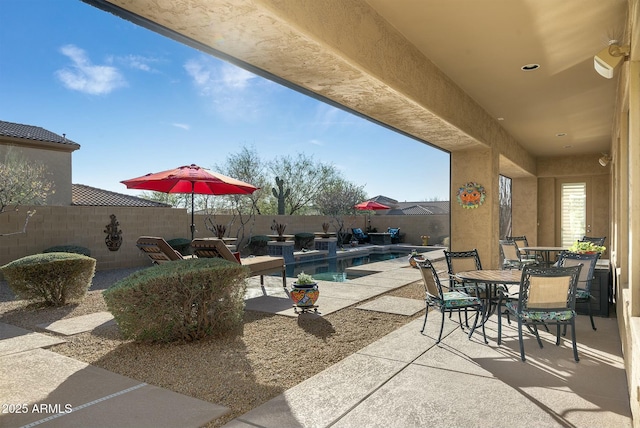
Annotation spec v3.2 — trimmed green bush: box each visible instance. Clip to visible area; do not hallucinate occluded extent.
[1,252,96,306]
[43,245,91,257]
[247,235,270,256]
[295,232,315,250]
[104,258,249,342]
[167,238,192,256]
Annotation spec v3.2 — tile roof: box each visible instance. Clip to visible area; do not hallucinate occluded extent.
[367,195,450,215]
[0,120,80,149]
[72,184,171,207]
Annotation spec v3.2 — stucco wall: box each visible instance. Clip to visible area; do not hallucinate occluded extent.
[511,177,538,244]
[0,144,73,206]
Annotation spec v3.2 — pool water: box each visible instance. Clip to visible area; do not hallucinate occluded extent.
[286,251,411,282]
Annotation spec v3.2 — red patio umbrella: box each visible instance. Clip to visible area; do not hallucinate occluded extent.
[354,201,390,231]
[121,164,258,240]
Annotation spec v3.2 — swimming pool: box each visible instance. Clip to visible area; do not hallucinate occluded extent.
[285,250,412,282]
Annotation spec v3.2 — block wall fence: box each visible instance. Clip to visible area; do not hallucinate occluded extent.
[0,205,449,271]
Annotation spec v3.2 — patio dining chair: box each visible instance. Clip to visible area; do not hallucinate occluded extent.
[507,235,542,264]
[581,236,606,246]
[387,227,403,243]
[417,259,486,344]
[499,239,538,270]
[444,249,486,325]
[556,251,599,331]
[497,264,582,362]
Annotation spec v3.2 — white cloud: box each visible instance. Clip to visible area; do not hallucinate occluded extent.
[309,139,324,146]
[120,54,159,72]
[55,45,126,95]
[184,56,263,119]
[172,123,190,130]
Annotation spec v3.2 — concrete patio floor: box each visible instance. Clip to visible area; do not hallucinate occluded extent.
[223,312,632,428]
[0,249,632,427]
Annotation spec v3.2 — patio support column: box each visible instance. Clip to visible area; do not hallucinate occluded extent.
[628,59,640,317]
[450,147,500,268]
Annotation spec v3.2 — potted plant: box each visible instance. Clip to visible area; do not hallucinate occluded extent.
[290,271,319,310]
[568,241,606,254]
[321,222,331,237]
[270,220,288,241]
[408,249,425,268]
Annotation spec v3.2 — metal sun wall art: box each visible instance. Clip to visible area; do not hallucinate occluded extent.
[457,182,486,209]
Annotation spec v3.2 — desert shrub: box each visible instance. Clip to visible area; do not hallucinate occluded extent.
[1,252,96,306]
[42,245,91,257]
[167,238,192,256]
[104,258,249,342]
[295,232,315,250]
[247,235,270,256]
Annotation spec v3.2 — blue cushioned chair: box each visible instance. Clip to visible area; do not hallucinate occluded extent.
[351,228,369,243]
[497,264,582,362]
[387,227,402,243]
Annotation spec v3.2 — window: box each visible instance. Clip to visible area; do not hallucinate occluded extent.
[561,182,586,247]
[499,175,512,239]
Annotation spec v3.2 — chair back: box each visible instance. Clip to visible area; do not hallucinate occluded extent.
[518,265,582,311]
[417,259,444,300]
[581,236,606,246]
[352,228,367,239]
[499,240,522,266]
[444,249,482,276]
[387,227,400,239]
[557,251,599,292]
[136,236,183,264]
[191,238,240,264]
[507,235,529,248]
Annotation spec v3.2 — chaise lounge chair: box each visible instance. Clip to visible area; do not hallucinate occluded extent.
[136,236,185,264]
[191,238,287,288]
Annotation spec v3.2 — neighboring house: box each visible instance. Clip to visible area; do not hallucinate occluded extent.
[0,120,80,206]
[367,195,450,216]
[1,120,169,208]
[72,184,170,207]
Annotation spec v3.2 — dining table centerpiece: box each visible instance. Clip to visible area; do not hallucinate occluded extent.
[567,241,606,254]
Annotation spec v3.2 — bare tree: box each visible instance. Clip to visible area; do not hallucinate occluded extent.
[315,178,367,247]
[0,149,55,236]
[269,153,340,215]
[214,146,270,247]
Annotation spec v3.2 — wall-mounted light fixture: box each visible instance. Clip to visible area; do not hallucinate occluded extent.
[599,153,612,167]
[594,41,630,79]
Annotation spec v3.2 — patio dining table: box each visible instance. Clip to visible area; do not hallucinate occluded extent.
[455,269,522,325]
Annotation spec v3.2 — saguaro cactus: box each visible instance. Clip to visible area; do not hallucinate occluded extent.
[272,176,290,215]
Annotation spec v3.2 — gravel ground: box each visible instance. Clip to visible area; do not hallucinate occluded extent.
[0,261,445,427]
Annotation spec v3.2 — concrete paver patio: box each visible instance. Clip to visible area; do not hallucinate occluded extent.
[0,247,632,427]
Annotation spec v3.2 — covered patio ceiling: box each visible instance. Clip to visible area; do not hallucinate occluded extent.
[85,0,629,178]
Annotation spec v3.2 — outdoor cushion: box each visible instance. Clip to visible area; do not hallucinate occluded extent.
[352,228,366,238]
[505,301,575,322]
[438,291,482,309]
[387,228,400,238]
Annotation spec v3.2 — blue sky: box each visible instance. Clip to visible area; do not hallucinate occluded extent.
[1,0,450,202]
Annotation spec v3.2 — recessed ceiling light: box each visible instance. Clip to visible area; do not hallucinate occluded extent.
[556,132,567,137]
[521,64,540,71]
[497,117,504,121]
[563,145,573,149]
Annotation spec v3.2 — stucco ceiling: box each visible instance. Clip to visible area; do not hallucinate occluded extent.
[88,0,628,164]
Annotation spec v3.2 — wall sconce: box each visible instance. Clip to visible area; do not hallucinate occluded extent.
[594,41,630,79]
[599,153,612,167]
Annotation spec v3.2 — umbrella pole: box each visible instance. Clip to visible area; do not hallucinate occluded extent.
[190,189,195,241]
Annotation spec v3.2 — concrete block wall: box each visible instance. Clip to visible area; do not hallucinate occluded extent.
[0,206,449,271]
